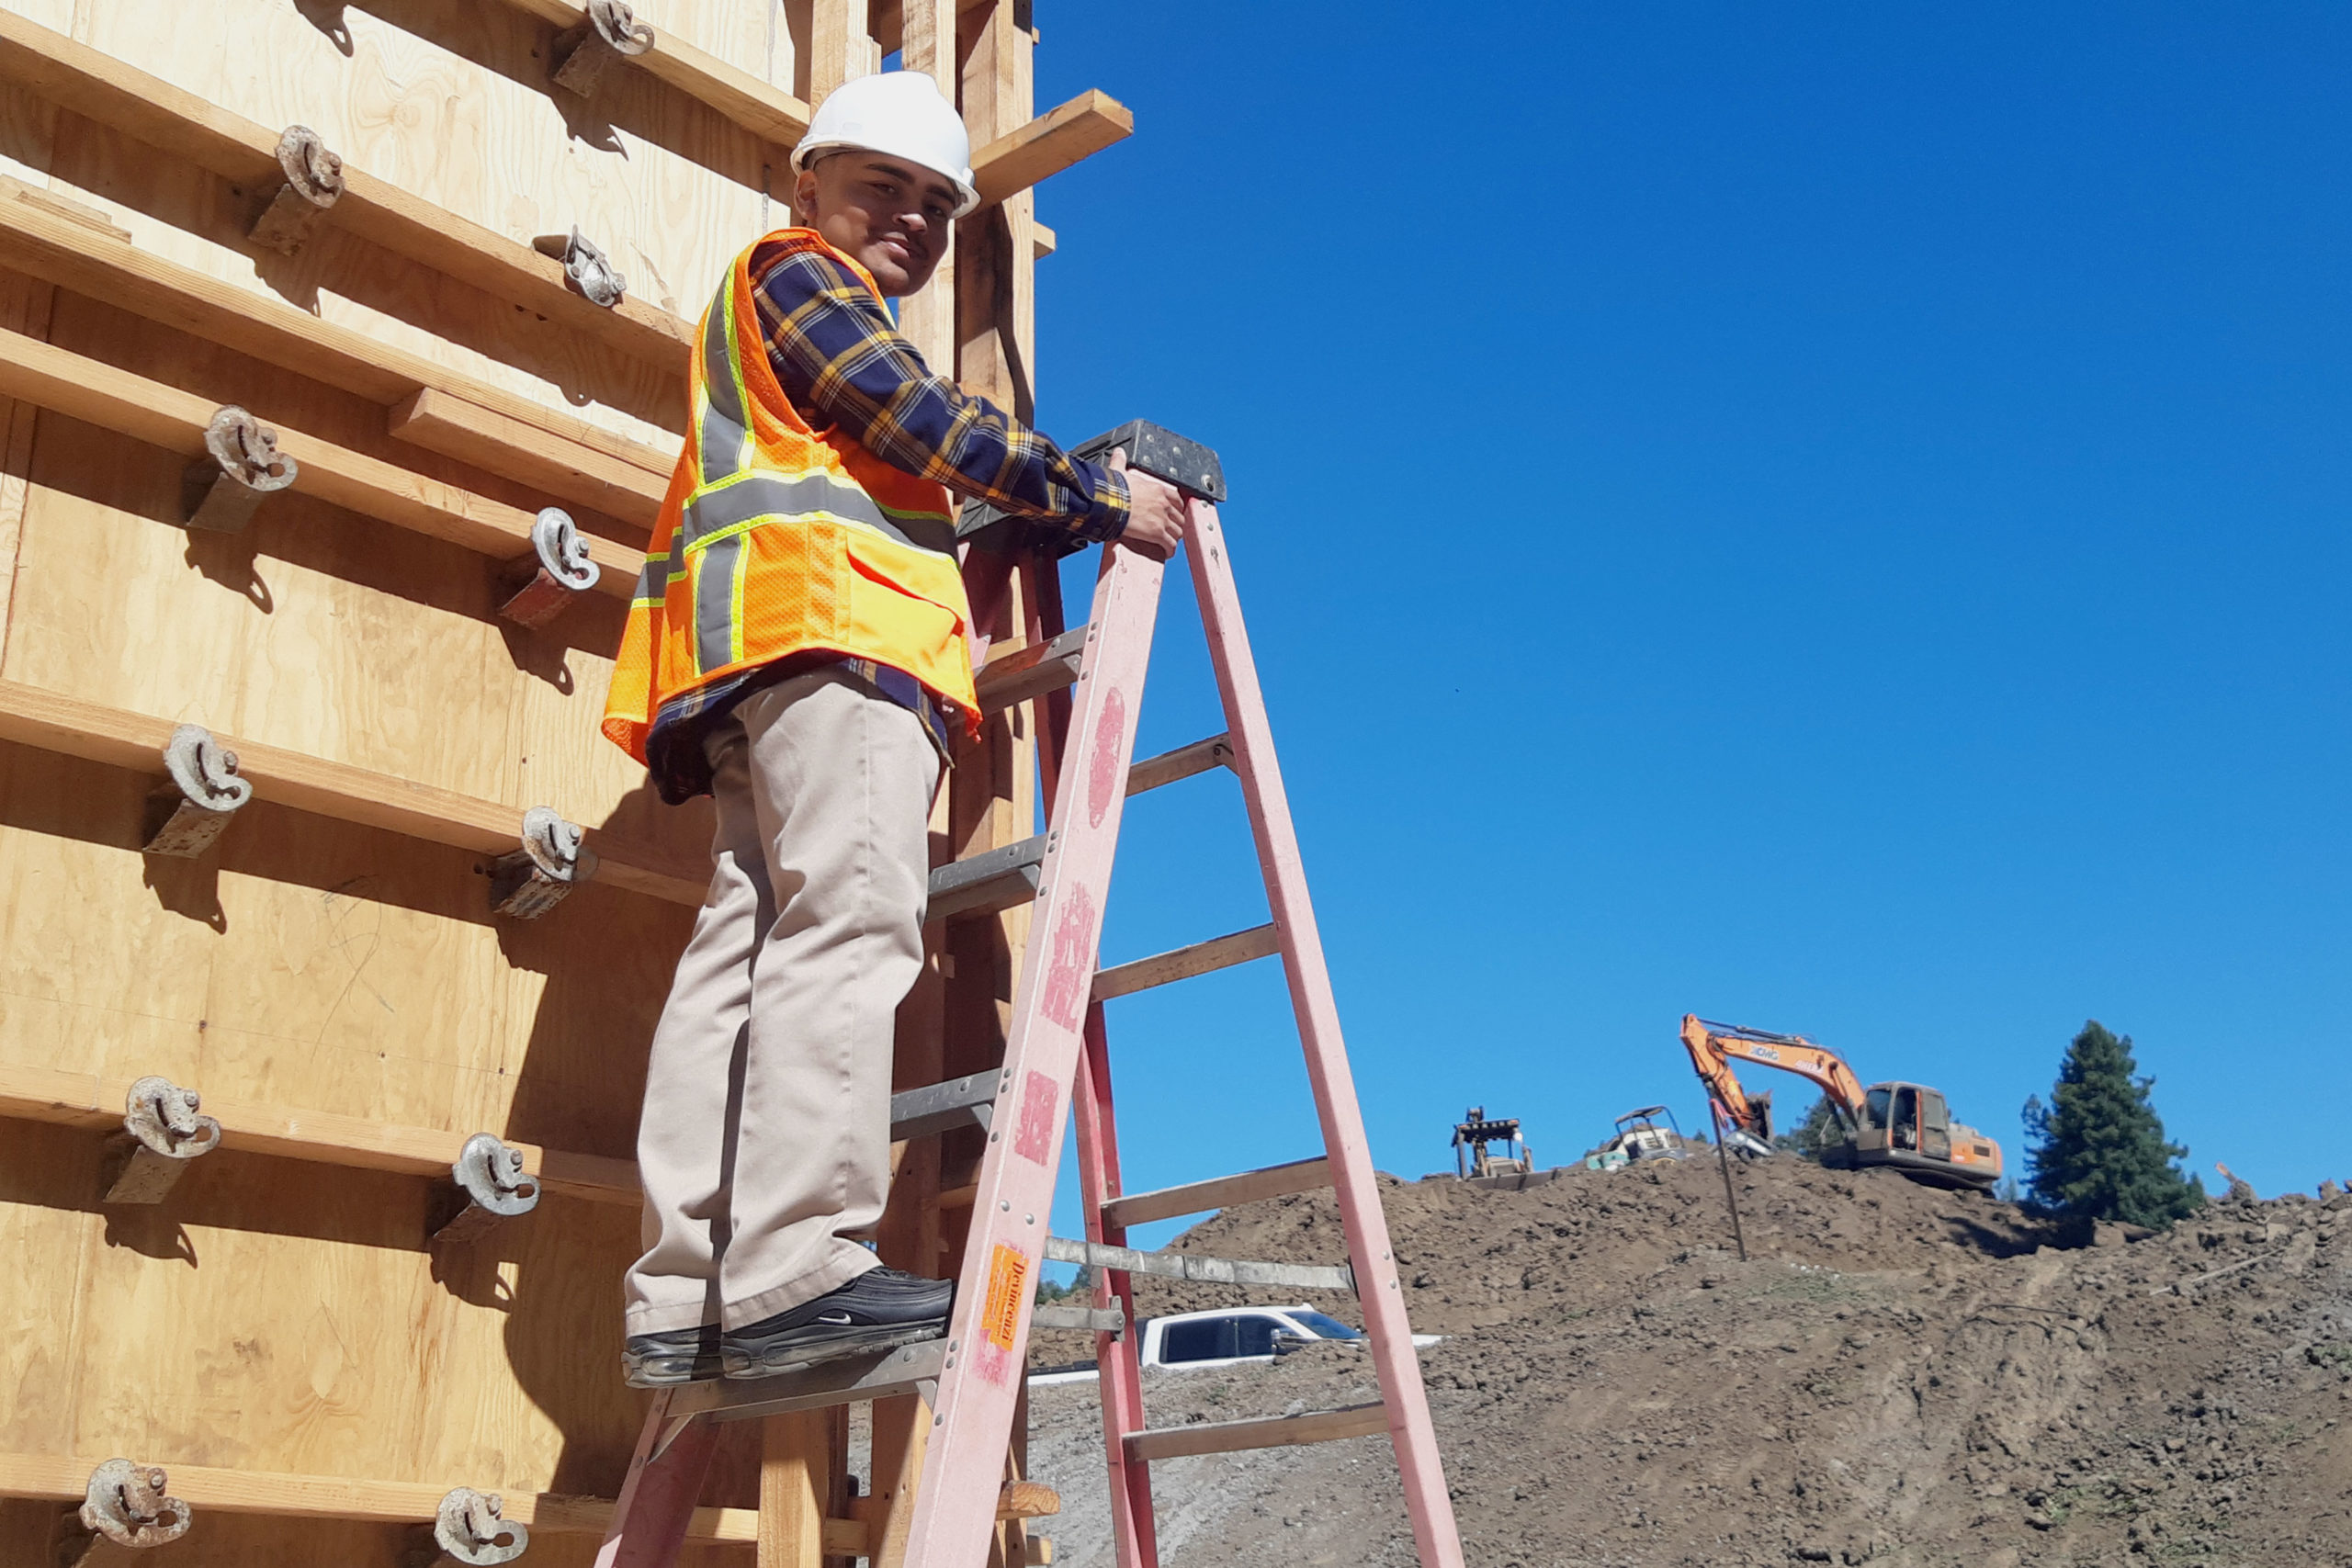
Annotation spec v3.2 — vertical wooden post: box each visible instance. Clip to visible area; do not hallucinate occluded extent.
[956,0,1037,420]
[950,11,1041,1566]
[809,0,876,105]
[759,1411,831,1567]
[896,0,959,372]
[866,1388,933,1568]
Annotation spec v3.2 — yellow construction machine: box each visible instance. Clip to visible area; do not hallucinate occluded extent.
[1679,1014,2003,1191]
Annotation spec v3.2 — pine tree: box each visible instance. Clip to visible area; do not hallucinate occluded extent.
[2024,1021,2203,1227]
[1773,1095,1844,1160]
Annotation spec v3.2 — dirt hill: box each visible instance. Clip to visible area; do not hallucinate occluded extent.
[1025,1156,2352,1567]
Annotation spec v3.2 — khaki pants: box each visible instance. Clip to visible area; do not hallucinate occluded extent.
[625,669,940,1336]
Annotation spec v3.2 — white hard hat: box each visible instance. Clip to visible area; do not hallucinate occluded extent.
[793,71,978,218]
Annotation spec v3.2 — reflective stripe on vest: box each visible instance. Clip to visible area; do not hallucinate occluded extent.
[631,472,961,609]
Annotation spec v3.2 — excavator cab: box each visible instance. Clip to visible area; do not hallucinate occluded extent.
[1838,1081,1990,1187]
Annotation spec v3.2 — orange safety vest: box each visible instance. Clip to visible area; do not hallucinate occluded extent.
[602,230,977,763]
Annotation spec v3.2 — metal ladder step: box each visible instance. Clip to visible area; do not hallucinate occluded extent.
[888,1069,1004,1141]
[922,737,1237,924]
[1030,1303,1126,1333]
[1100,1156,1332,1229]
[1043,1235,1353,1292]
[1124,1403,1389,1462]
[666,1338,948,1424]
[928,834,1047,922]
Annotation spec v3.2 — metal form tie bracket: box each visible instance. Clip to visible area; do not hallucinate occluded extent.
[435,1487,529,1566]
[60,1459,191,1560]
[101,1076,221,1204]
[531,227,628,309]
[488,807,597,918]
[247,124,345,255]
[429,1133,541,1246]
[550,0,653,96]
[181,405,297,534]
[142,723,253,858]
[498,507,601,629]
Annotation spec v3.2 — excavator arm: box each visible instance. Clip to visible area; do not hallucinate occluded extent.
[1679,1014,1869,1142]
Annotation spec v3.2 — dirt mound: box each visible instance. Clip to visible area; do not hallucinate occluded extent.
[1026,1157,2352,1567]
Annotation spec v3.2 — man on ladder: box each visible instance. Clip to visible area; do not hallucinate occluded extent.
[599,68,1187,1388]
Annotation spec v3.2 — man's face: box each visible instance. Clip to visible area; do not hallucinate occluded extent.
[795,152,958,298]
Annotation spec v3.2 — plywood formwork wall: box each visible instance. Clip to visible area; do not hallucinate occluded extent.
[0,0,1087,1559]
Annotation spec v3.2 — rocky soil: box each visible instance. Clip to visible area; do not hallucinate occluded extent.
[1024,1156,2352,1567]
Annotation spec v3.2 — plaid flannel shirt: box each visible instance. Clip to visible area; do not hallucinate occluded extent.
[644,238,1129,803]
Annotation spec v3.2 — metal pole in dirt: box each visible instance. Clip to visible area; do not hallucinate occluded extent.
[1711,1103,1749,1262]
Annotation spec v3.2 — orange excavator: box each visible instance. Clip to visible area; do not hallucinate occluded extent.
[1679,1014,2003,1191]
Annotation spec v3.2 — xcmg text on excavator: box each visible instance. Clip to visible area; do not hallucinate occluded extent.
[1679,1014,2004,1191]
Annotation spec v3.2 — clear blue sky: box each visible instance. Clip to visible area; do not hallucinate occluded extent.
[1012,3,2352,1247]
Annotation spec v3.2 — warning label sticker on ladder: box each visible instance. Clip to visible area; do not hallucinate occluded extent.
[983,1243,1029,1353]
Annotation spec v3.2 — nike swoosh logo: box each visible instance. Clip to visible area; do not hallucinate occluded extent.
[815,1311,854,1325]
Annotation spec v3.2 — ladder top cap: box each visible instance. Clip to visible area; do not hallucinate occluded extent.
[1073,419,1227,503]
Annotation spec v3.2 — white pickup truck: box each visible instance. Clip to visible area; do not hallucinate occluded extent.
[1029,1304,1438,1386]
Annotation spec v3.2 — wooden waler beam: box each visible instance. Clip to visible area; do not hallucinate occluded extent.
[0,10,695,372]
[0,1450,795,1547]
[492,0,819,144]
[0,1064,640,1206]
[0,179,678,526]
[0,1447,1042,1555]
[0,324,646,594]
[970,90,1135,208]
[0,681,708,907]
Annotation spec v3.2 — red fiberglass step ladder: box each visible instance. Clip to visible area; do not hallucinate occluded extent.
[594,423,1464,1568]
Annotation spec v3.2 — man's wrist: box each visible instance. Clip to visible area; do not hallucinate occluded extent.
[1067,465,1130,543]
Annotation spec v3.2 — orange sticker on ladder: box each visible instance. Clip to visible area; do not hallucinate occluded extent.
[981,1243,1030,1353]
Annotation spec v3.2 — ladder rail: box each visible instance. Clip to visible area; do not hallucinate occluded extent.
[593,1390,718,1568]
[1071,1002,1159,1567]
[1182,498,1468,1568]
[897,540,1170,1563]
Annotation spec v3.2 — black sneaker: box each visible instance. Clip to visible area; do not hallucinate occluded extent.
[722,1266,954,1379]
[622,1323,723,1387]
